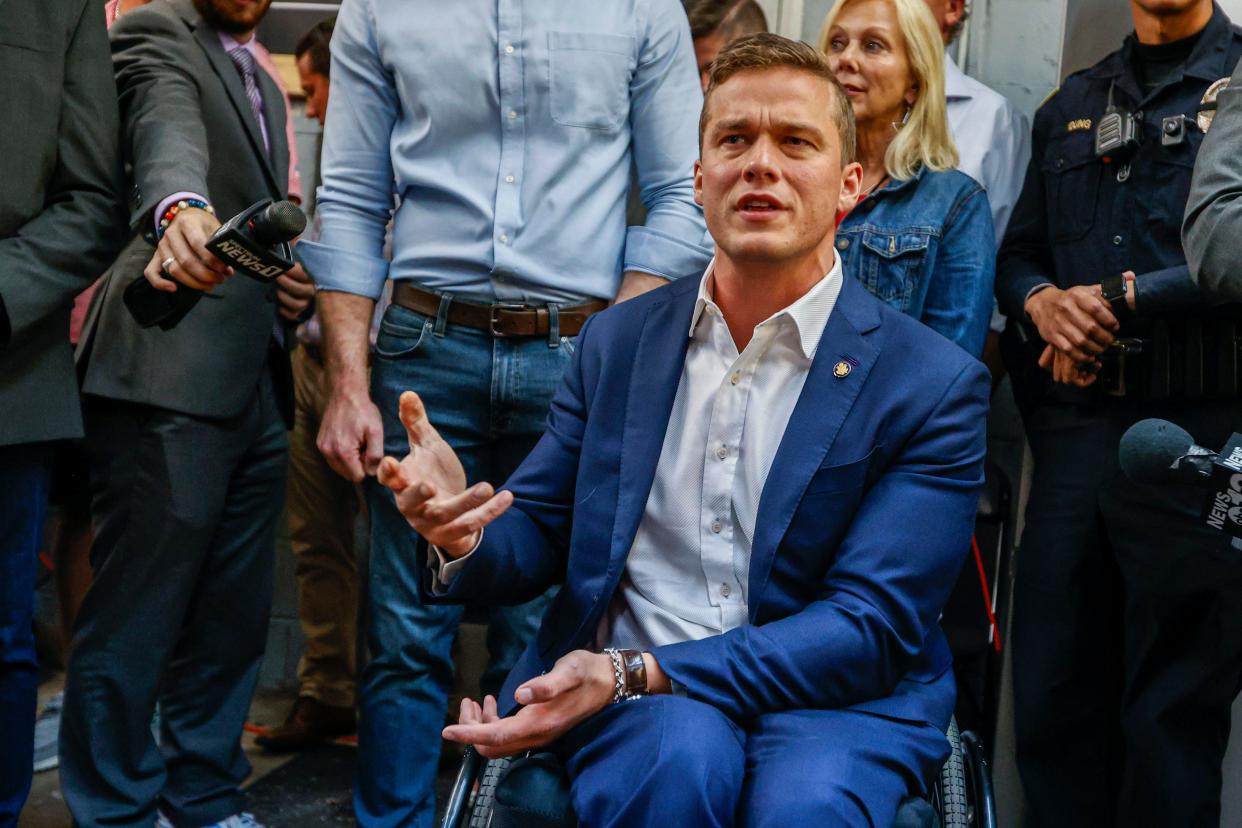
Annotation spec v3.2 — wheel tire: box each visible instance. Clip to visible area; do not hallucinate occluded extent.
[468,757,512,828]
[938,719,971,827]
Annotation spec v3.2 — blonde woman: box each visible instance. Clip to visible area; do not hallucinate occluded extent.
[820,0,994,355]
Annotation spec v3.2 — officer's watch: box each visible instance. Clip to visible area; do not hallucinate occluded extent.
[1101,272,1132,319]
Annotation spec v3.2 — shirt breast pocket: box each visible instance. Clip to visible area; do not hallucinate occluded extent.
[1041,137,1103,243]
[860,230,932,313]
[547,32,634,131]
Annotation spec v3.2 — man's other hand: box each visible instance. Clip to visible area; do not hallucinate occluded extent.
[377,391,512,557]
[442,650,614,759]
[318,384,384,482]
[143,207,232,293]
[1038,344,1099,388]
[1024,284,1118,363]
[276,263,315,321]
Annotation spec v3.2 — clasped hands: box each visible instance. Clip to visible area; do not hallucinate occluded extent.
[1024,273,1134,388]
[376,390,618,757]
[143,206,314,320]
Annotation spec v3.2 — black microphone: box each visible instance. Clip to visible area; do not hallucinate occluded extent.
[124,198,306,330]
[1119,418,1242,537]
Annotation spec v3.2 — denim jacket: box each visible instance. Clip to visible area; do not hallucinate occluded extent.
[836,167,995,356]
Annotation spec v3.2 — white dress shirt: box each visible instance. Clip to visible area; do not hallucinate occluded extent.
[434,255,842,650]
[596,255,842,650]
[945,53,1031,248]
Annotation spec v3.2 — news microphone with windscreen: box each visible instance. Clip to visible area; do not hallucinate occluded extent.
[1119,418,1242,537]
[124,198,307,330]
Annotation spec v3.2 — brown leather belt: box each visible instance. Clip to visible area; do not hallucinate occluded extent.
[391,282,607,338]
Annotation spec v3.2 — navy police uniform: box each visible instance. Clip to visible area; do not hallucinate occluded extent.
[997,6,1242,826]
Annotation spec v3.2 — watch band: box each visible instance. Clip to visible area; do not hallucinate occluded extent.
[1101,272,1131,318]
[603,648,648,702]
[620,649,647,697]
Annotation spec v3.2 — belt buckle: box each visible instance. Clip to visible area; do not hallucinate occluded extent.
[1100,337,1143,397]
[488,303,529,337]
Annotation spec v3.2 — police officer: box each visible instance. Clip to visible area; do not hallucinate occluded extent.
[998,2,1242,826]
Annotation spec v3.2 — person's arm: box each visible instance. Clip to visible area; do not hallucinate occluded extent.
[997,102,1118,364]
[648,359,989,721]
[981,104,1031,246]
[919,183,995,357]
[0,0,126,350]
[296,0,397,480]
[995,106,1056,320]
[1184,58,1242,300]
[618,0,713,300]
[412,315,598,606]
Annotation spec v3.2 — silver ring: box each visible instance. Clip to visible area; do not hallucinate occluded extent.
[162,256,176,274]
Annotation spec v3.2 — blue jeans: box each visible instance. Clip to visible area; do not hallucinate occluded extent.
[357,301,570,827]
[0,442,53,828]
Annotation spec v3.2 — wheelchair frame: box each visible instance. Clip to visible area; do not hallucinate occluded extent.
[440,716,998,828]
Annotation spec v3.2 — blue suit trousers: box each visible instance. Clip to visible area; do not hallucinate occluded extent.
[553,696,950,828]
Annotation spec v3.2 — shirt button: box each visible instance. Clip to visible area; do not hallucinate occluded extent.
[716,446,728,460]
[505,44,515,54]
[705,305,716,316]
[505,175,515,184]
[837,238,850,250]
[720,583,731,598]
[508,110,518,120]
[1112,235,1123,246]
[711,520,722,534]
[730,371,740,385]
[499,234,509,244]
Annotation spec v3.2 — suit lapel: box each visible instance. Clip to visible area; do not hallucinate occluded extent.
[256,65,289,197]
[190,22,282,197]
[607,284,697,571]
[747,277,882,616]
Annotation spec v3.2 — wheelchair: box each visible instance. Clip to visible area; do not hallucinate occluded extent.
[440,715,997,828]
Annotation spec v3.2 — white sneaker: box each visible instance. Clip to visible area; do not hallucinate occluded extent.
[213,815,266,828]
[155,811,265,828]
[32,691,63,773]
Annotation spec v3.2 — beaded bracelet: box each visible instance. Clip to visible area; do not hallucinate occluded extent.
[158,198,215,239]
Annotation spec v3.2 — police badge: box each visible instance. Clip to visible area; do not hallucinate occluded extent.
[1198,77,1231,132]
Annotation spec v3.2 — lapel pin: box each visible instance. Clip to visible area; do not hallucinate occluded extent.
[833,361,851,378]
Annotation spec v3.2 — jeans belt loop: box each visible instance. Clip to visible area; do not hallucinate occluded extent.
[434,292,453,338]
[547,303,561,348]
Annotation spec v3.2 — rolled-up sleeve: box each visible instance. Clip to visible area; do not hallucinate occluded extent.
[623,0,712,281]
[298,0,397,299]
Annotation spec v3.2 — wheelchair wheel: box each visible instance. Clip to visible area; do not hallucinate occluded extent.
[937,719,970,827]
[468,756,511,828]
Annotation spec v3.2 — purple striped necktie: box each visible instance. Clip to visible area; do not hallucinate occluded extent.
[227,45,267,151]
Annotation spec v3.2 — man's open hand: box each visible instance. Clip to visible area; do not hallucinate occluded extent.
[143,207,232,293]
[442,650,615,759]
[377,391,513,557]
[1024,284,1118,363]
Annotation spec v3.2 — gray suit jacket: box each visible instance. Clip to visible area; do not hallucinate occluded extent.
[79,0,294,423]
[0,0,127,447]
[1184,57,1242,300]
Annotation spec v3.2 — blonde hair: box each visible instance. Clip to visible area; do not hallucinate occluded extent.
[817,0,959,180]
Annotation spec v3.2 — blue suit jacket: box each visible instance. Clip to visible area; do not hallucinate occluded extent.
[420,274,990,728]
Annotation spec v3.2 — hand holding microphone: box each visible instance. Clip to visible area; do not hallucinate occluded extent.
[127,199,308,329]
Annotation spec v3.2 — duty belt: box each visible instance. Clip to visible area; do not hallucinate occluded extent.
[391,283,607,338]
[1096,317,1242,400]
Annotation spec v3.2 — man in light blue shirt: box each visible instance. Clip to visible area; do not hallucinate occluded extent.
[295,1,709,824]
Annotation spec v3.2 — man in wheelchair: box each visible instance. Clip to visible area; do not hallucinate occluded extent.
[378,34,989,828]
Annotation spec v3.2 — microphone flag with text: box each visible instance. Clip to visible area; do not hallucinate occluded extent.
[124,198,307,330]
[1119,418,1242,538]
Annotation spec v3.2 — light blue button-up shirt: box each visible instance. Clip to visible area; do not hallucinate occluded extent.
[298,0,712,304]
